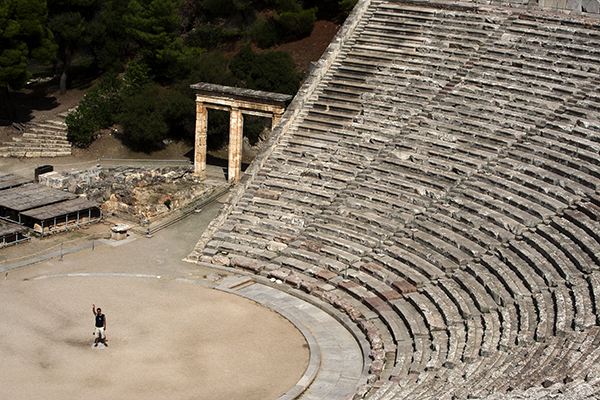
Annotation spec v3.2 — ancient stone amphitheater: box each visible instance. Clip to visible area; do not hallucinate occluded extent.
[186,0,600,398]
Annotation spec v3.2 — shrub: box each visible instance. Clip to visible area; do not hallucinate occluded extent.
[66,72,122,148]
[278,8,316,41]
[338,0,359,15]
[231,47,301,95]
[252,17,281,49]
[247,51,301,95]
[118,83,196,152]
[162,89,195,143]
[185,24,225,51]
[118,83,169,153]
[230,45,256,81]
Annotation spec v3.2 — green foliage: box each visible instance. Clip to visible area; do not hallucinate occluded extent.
[66,72,122,147]
[121,56,152,97]
[278,8,316,41]
[124,0,184,76]
[162,89,195,142]
[229,45,256,81]
[244,115,266,145]
[87,0,133,72]
[338,0,358,15]
[251,7,316,49]
[65,57,152,148]
[248,51,300,94]
[233,47,301,95]
[191,0,255,24]
[206,108,229,149]
[47,0,103,94]
[118,83,169,153]
[266,0,302,12]
[173,51,236,97]
[0,0,57,90]
[251,17,280,49]
[184,24,241,51]
[117,82,195,152]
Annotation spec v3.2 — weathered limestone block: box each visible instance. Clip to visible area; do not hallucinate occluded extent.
[266,241,287,252]
[369,359,384,376]
[102,200,131,214]
[268,269,288,281]
[300,240,324,253]
[110,224,130,241]
[392,280,417,295]
[273,232,296,244]
[315,269,338,281]
[211,254,230,266]
[358,319,383,350]
[254,188,281,200]
[230,257,262,272]
[285,273,302,288]
[361,262,388,281]
[300,280,315,293]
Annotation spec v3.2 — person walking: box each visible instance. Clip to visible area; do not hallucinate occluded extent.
[92,304,107,347]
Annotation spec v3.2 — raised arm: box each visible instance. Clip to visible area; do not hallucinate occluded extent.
[92,304,96,316]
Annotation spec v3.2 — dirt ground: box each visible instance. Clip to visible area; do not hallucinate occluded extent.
[0,197,310,400]
[0,275,308,400]
[222,20,340,73]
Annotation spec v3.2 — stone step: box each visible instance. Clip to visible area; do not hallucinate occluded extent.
[551,215,600,268]
[22,132,69,141]
[392,236,459,274]
[11,137,70,146]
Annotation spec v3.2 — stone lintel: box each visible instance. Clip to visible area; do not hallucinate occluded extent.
[191,82,292,104]
[191,82,292,182]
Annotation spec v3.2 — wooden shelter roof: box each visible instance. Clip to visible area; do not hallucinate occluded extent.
[20,198,99,221]
[0,184,77,212]
[0,174,33,191]
[0,224,28,236]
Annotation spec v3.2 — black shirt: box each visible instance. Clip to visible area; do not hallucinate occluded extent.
[95,313,105,328]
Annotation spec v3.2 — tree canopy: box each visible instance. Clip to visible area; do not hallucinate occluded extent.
[7,0,352,151]
[0,0,56,90]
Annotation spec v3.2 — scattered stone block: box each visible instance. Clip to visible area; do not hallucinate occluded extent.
[269,269,288,281]
[379,290,403,301]
[286,273,302,288]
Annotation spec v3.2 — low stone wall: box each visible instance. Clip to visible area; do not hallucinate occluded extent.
[39,166,222,220]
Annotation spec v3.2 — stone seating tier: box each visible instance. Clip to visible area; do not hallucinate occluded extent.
[190,1,600,398]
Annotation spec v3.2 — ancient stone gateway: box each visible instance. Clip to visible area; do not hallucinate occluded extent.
[190,83,292,182]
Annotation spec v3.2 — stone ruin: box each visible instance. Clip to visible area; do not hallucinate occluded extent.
[184,0,600,399]
[39,166,223,220]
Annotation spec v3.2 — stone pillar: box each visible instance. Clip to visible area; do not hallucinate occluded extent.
[272,112,284,130]
[194,101,208,177]
[228,107,243,182]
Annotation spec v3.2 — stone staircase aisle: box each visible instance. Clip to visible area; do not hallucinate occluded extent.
[0,112,72,158]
